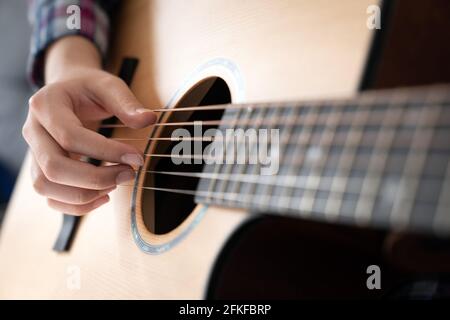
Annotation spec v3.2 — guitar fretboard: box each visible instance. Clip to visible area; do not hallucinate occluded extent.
[195,85,450,236]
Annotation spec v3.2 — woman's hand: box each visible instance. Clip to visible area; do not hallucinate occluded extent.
[22,36,156,215]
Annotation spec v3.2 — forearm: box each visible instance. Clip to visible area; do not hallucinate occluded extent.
[45,36,102,84]
[28,0,120,89]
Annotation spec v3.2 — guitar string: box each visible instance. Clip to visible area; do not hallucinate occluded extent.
[98,84,450,121]
[130,169,443,190]
[139,145,449,162]
[120,184,306,212]
[114,136,442,204]
[108,133,450,152]
[115,183,441,230]
[103,88,448,205]
[103,109,391,128]
[105,103,448,189]
[101,103,449,130]
[109,106,448,183]
[106,102,449,158]
[108,108,450,159]
[117,179,437,209]
[128,136,446,203]
[104,98,448,201]
[111,121,450,141]
[116,136,447,207]
[119,184,437,221]
[100,85,449,209]
[111,92,446,212]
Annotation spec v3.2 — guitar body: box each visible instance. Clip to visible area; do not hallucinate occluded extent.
[1,0,449,299]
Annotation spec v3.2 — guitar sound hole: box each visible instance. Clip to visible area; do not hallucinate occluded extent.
[141,77,230,234]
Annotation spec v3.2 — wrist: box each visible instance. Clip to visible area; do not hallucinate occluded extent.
[45,35,102,84]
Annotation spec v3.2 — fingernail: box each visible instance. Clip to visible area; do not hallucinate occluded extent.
[121,153,143,167]
[116,170,135,185]
[134,108,157,125]
[135,108,152,114]
[93,195,110,208]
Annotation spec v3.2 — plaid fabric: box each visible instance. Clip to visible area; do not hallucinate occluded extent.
[28,0,120,89]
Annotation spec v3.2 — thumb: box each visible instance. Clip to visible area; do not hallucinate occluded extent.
[89,76,157,128]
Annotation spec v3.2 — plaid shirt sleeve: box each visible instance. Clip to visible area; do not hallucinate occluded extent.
[28,0,120,89]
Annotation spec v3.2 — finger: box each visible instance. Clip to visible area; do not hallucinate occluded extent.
[61,125,144,166]
[29,89,144,166]
[29,84,83,127]
[87,76,157,128]
[31,159,116,205]
[47,195,110,216]
[24,116,136,190]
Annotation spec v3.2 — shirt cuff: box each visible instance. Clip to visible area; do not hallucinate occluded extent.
[28,0,110,89]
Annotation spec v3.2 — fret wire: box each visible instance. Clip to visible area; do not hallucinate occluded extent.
[194,110,230,204]
[246,106,275,210]
[287,107,320,217]
[422,90,450,234]
[238,106,268,207]
[318,105,352,219]
[199,108,235,203]
[218,106,254,203]
[294,108,320,217]
[324,106,371,220]
[433,159,450,235]
[223,105,256,202]
[274,106,376,186]
[300,103,345,217]
[272,106,302,210]
[282,108,314,211]
[207,107,245,203]
[251,105,287,210]
[354,99,404,225]
[389,103,441,230]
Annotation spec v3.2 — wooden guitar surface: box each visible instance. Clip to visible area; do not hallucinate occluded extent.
[0,0,376,299]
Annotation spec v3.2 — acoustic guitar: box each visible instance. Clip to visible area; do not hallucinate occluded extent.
[1,0,450,299]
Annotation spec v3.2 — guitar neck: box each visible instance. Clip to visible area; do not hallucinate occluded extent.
[195,85,450,236]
